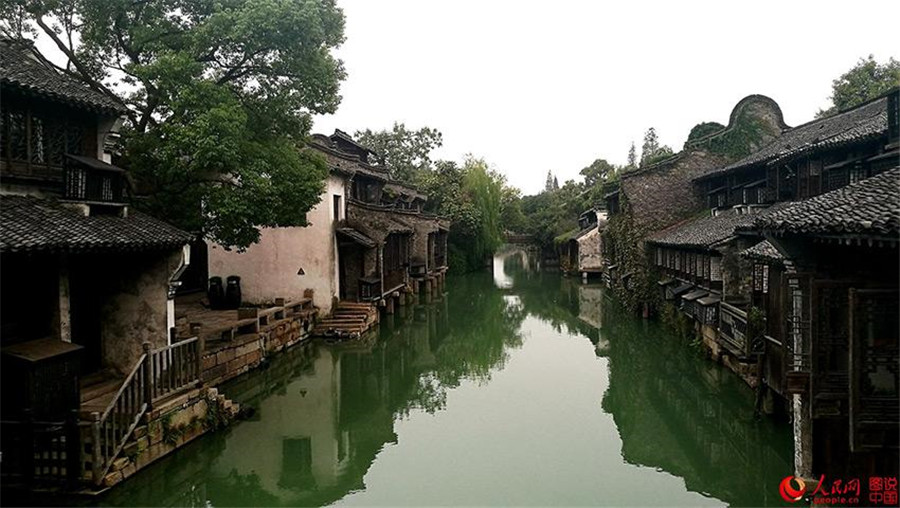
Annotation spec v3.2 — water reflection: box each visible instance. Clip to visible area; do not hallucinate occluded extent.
[98,256,791,507]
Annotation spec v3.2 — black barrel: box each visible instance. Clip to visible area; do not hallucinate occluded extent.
[225,275,242,309]
[208,276,225,310]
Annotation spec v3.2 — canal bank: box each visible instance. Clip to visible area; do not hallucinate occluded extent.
[40,254,790,507]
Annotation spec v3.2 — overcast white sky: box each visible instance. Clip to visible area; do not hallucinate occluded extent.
[313,0,900,195]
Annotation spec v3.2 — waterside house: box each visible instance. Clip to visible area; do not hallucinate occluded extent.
[600,94,788,294]
[207,130,450,337]
[558,208,607,280]
[645,88,899,480]
[0,39,205,488]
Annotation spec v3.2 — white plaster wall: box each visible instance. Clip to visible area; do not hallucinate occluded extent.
[208,175,345,314]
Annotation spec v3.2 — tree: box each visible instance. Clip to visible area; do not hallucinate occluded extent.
[417,156,508,272]
[640,127,659,165]
[2,0,346,249]
[354,123,443,182]
[553,176,559,190]
[627,142,637,169]
[580,158,616,188]
[640,127,674,167]
[817,55,900,118]
[499,186,526,234]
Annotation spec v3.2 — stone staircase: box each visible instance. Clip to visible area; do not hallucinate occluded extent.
[311,301,379,339]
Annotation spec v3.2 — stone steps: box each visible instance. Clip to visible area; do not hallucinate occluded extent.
[311,301,378,339]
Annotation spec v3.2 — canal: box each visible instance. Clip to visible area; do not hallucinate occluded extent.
[98,253,794,507]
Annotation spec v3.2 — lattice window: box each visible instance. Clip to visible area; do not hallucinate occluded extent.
[30,114,45,164]
[753,264,769,293]
[8,110,27,161]
[66,122,84,156]
[46,121,67,165]
[710,256,722,281]
[101,175,113,201]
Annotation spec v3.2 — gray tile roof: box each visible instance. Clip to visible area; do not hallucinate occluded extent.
[0,195,192,253]
[648,203,790,249]
[754,167,900,237]
[696,94,890,182]
[740,240,784,263]
[0,40,126,113]
[336,227,376,248]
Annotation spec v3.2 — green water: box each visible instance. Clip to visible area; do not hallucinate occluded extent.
[98,255,793,507]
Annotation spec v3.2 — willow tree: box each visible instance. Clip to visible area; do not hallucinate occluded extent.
[1,0,346,248]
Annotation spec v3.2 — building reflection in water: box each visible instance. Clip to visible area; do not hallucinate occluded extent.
[100,260,791,507]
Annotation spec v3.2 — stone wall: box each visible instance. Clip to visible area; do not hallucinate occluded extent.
[605,95,787,312]
[98,386,239,489]
[620,150,731,236]
[199,312,312,387]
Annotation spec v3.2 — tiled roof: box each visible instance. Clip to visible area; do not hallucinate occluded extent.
[754,167,900,237]
[336,227,376,248]
[0,40,126,113]
[696,94,890,181]
[740,240,784,263]
[0,195,192,253]
[648,203,790,249]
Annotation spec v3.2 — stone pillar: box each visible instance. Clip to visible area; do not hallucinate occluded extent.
[58,253,72,342]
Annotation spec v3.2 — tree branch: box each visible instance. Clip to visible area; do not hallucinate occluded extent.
[33,16,130,117]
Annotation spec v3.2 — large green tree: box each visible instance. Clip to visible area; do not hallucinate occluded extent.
[417,156,507,272]
[817,55,900,118]
[2,0,346,249]
[354,123,443,182]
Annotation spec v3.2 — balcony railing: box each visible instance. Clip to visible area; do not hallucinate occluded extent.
[64,164,127,204]
[718,302,749,358]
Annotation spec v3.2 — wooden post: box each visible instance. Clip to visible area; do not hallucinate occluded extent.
[91,412,102,486]
[22,408,34,487]
[142,342,153,409]
[66,409,81,488]
[196,335,206,383]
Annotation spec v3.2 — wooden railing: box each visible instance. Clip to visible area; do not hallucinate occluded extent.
[148,337,202,402]
[90,350,148,484]
[0,412,81,487]
[718,302,749,357]
[90,338,201,485]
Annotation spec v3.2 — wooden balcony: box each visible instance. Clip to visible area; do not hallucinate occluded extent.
[718,302,750,358]
[63,155,128,205]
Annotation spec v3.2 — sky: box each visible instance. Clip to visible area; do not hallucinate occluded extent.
[312,0,900,195]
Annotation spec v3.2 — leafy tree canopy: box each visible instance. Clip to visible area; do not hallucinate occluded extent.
[417,156,507,272]
[2,0,346,249]
[354,123,443,182]
[579,158,617,188]
[817,55,900,118]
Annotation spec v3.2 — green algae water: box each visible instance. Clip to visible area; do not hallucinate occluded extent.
[96,253,793,507]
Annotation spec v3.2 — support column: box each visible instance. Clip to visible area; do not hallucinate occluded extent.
[58,253,72,342]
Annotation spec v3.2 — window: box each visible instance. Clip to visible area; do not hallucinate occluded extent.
[333,194,342,221]
[710,256,722,281]
[753,264,769,293]
[1,107,86,169]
